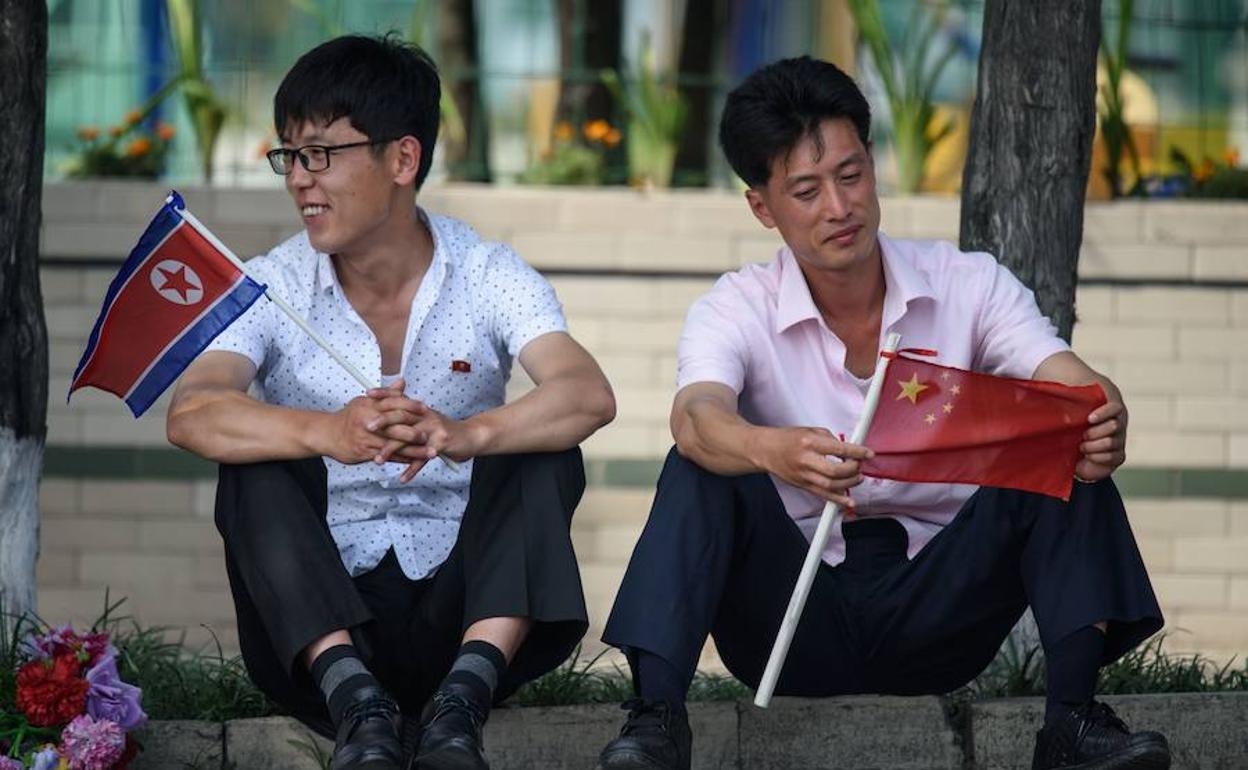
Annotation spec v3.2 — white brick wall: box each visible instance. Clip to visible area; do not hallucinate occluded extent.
[35,183,1248,665]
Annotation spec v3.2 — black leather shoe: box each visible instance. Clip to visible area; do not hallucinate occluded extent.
[1032,701,1170,769]
[411,689,489,770]
[330,686,404,770]
[596,698,691,770]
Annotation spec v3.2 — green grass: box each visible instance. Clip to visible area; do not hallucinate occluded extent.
[5,595,1243,723]
[509,647,748,707]
[968,634,1248,700]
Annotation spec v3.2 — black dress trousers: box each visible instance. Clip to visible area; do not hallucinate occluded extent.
[602,447,1163,697]
[213,448,589,734]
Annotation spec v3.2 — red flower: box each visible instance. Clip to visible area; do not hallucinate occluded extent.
[16,651,90,726]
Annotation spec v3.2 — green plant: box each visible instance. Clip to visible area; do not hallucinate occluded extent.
[510,647,746,707]
[1098,636,1248,693]
[62,76,183,179]
[602,32,688,189]
[1099,0,1140,198]
[1165,146,1248,199]
[518,119,621,185]
[966,627,1046,699]
[965,632,1248,700]
[166,0,228,182]
[848,0,958,194]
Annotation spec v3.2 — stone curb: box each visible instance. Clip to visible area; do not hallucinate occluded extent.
[129,693,1247,769]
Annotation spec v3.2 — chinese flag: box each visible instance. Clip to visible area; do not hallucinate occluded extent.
[860,355,1106,501]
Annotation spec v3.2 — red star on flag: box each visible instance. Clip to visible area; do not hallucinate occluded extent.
[157,265,198,302]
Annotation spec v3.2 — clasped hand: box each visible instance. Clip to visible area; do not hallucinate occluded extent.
[327,378,479,483]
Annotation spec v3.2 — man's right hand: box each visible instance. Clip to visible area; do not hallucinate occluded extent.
[749,426,873,508]
[321,396,429,465]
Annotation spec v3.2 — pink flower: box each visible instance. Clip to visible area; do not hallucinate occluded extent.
[60,715,125,770]
[0,757,24,770]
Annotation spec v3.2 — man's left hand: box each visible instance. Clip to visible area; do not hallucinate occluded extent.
[364,380,486,481]
[1076,400,1128,482]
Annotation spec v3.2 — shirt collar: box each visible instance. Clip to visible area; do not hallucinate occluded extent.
[773,231,934,334]
[313,207,450,296]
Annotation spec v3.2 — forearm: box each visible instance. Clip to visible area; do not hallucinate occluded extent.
[167,388,329,463]
[673,397,770,476]
[1034,351,1123,403]
[467,373,615,456]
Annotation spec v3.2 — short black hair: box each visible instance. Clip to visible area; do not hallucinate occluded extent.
[718,56,871,188]
[274,34,441,189]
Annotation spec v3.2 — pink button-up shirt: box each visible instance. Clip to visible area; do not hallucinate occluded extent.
[676,233,1069,565]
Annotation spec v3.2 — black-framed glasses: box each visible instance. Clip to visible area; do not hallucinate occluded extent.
[266,138,399,175]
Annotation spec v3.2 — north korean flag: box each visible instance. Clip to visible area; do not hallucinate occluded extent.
[69,191,266,416]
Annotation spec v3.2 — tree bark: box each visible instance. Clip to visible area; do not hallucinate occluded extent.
[959,0,1101,343]
[0,0,49,620]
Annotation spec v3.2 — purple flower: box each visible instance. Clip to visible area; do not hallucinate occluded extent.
[60,715,125,770]
[84,652,146,732]
[31,746,60,770]
[0,756,24,770]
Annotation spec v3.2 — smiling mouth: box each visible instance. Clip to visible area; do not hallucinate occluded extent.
[826,226,859,243]
[301,204,328,218]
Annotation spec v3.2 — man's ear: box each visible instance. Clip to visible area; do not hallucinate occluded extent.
[392,136,422,186]
[745,187,777,229]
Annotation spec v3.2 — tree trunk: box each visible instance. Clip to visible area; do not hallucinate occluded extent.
[0,0,49,620]
[959,0,1101,343]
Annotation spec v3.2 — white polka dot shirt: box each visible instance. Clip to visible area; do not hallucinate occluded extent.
[206,210,568,579]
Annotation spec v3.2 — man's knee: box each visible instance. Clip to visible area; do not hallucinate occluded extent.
[214,458,326,537]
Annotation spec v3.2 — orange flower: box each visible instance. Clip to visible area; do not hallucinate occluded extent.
[1224,147,1240,168]
[124,109,143,126]
[553,121,575,142]
[1193,158,1216,182]
[109,126,124,138]
[583,119,610,142]
[76,126,100,142]
[603,128,622,148]
[156,122,176,141]
[125,137,153,157]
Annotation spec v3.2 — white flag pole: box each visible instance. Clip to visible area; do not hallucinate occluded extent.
[177,202,461,472]
[753,331,901,708]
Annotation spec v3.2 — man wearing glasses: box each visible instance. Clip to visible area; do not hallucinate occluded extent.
[167,35,616,770]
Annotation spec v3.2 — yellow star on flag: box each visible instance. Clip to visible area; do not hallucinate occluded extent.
[924,413,937,424]
[896,373,930,404]
[950,384,961,396]
[943,402,954,414]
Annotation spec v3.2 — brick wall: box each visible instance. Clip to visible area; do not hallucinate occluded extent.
[35,182,1248,665]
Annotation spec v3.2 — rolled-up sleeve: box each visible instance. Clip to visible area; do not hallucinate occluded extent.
[973,260,1070,379]
[482,245,568,358]
[676,281,750,393]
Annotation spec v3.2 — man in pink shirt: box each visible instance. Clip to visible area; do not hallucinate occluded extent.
[597,57,1167,770]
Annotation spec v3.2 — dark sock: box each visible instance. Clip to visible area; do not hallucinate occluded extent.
[635,650,689,714]
[310,644,381,726]
[1044,625,1106,726]
[438,640,507,716]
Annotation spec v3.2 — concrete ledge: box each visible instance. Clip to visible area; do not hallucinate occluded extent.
[971,693,1248,770]
[126,693,1248,769]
